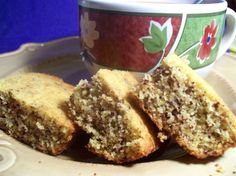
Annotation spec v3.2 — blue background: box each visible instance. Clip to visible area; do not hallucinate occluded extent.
[0,0,79,54]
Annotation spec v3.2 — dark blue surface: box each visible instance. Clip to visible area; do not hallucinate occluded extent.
[0,0,79,54]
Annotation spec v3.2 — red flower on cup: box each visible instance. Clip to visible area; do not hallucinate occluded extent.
[197,19,218,63]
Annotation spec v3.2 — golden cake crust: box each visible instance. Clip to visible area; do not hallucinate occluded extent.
[0,73,76,155]
[69,69,160,163]
[132,54,236,159]
[97,69,160,162]
[0,73,74,127]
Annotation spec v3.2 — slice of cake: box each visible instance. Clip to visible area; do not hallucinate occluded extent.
[131,54,236,159]
[0,73,76,155]
[69,69,160,163]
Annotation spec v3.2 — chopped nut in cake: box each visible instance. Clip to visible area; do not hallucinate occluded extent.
[69,69,160,163]
[0,73,76,155]
[131,54,236,159]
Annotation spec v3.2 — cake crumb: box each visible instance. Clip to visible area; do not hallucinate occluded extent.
[214,163,224,174]
[157,132,168,143]
[216,168,224,173]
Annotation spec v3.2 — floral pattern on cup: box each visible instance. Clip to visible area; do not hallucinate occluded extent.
[197,19,218,64]
[79,5,227,72]
[80,7,182,72]
[140,18,173,54]
[80,12,99,49]
[175,12,224,69]
[140,18,173,71]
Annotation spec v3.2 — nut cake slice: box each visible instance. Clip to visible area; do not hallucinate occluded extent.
[0,73,76,155]
[69,69,160,163]
[132,54,236,158]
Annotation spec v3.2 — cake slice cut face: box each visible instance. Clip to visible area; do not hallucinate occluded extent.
[0,73,76,155]
[132,54,236,158]
[69,69,160,163]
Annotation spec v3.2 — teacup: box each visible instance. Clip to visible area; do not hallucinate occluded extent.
[79,0,236,77]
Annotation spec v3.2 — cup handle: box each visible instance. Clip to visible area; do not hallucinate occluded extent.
[217,8,236,59]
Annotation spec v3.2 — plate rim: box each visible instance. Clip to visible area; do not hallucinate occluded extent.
[0,36,80,59]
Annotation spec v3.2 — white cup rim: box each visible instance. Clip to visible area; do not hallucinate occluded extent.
[79,0,227,14]
[91,0,200,4]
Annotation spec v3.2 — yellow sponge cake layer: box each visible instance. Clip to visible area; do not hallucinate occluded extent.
[69,69,160,163]
[132,54,236,158]
[0,73,76,155]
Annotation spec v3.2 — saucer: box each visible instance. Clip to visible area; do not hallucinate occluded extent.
[0,37,236,176]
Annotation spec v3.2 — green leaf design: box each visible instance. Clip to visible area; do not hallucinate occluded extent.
[141,23,168,54]
[142,37,162,53]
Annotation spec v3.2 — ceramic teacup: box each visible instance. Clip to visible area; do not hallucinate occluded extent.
[79,0,236,77]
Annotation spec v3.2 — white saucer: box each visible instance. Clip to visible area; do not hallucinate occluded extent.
[0,37,236,176]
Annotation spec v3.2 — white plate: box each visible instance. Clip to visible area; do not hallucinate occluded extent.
[1,37,236,176]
